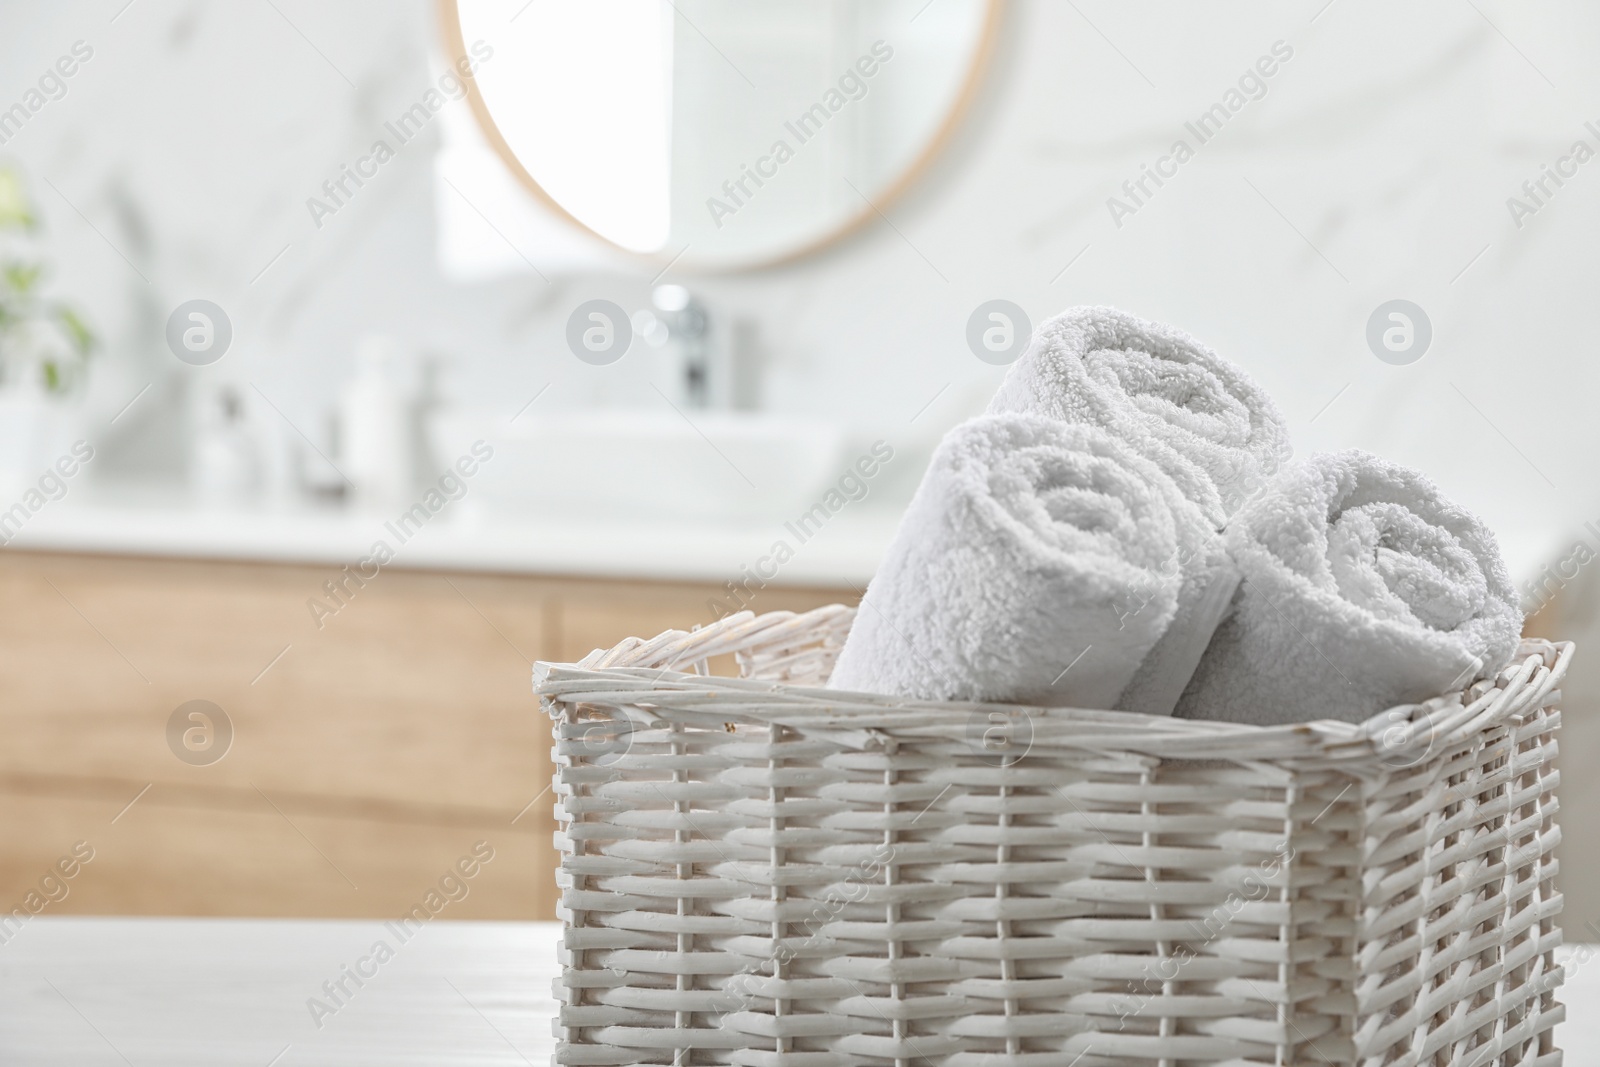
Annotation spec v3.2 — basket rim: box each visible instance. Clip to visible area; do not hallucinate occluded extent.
[533,604,1571,764]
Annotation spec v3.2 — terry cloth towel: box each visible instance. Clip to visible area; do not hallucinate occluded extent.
[989,306,1292,527]
[827,414,1222,711]
[1175,450,1524,726]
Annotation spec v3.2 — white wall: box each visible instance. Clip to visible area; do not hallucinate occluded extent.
[1,0,1596,580]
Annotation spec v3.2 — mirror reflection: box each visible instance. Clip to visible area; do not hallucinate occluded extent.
[450,0,997,266]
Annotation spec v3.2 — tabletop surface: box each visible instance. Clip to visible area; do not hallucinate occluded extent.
[3,492,898,587]
[1,917,1594,1065]
[1,918,558,1066]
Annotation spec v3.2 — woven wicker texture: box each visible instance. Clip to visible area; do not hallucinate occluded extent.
[535,605,1569,1066]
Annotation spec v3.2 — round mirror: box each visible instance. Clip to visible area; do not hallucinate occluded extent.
[440,0,1001,271]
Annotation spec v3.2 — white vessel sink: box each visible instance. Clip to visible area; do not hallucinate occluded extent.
[430,409,853,522]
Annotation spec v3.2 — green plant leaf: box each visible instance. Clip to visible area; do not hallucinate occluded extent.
[2,263,42,294]
[54,306,94,355]
[0,169,35,231]
[42,360,61,392]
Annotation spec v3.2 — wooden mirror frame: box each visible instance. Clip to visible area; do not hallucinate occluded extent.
[437,0,1005,273]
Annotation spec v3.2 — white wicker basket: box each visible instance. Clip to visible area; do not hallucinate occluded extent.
[534,605,1571,1066]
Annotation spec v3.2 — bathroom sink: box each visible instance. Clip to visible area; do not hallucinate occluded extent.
[429,409,853,523]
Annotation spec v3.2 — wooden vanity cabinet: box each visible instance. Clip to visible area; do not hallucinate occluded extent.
[0,550,849,920]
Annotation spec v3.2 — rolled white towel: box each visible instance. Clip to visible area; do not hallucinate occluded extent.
[828,414,1219,710]
[1175,450,1525,725]
[989,306,1292,526]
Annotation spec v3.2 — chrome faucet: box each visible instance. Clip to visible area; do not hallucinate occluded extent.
[652,285,710,409]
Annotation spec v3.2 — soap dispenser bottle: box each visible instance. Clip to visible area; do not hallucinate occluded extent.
[339,335,413,508]
[192,384,263,504]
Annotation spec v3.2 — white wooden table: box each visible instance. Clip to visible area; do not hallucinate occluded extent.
[0,918,1594,1064]
[0,919,558,1065]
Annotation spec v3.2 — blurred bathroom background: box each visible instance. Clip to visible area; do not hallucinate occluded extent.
[2,0,1599,928]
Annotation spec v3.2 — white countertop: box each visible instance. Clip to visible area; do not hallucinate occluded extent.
[0,918,558,1066]
[2,490,899,586]
[2,919,1595,1065]
[0,477,1560,590]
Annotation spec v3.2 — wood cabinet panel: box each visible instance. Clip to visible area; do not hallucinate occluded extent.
[555,577,849,667]
[0,789,555,920]
[0,553,553,813]
[0,550,853,918]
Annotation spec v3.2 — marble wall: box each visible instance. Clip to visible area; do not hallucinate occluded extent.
[1,0,1597,578]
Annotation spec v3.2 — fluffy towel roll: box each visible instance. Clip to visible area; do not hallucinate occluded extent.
[989,306,1291,526]
[828,414,1222,711]
[1175,450,1524,726]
